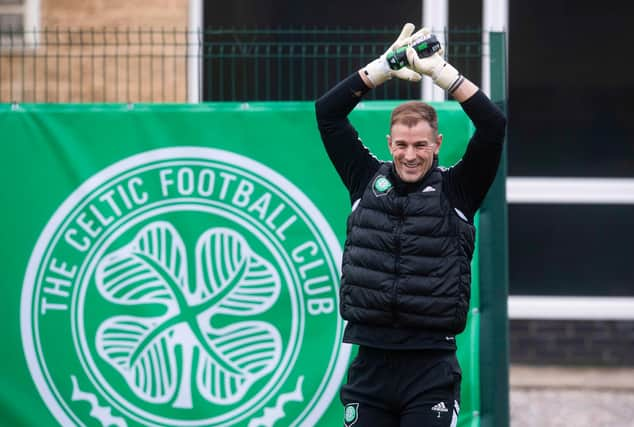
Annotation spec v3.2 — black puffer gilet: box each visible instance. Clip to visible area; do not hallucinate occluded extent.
[340,162,475,336]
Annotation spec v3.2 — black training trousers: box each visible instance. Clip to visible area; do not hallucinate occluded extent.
[340,346,461,427]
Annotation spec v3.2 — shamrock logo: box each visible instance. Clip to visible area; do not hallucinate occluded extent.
[373,176,392,195]
[94,221,282,408]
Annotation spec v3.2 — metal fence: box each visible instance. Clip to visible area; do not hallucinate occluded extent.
[0,28,190,103]
[0,27,484,103]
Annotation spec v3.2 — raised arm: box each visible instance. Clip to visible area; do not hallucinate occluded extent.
[315,73,380,203]
[407,33,507,218]
[315,23,423,202]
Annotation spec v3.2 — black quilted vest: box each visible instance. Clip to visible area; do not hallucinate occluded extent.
[340,162,476,348]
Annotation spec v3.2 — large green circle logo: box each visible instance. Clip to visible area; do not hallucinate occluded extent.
[22,147,348,426]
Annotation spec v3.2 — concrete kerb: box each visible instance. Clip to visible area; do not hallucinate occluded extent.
[510,364,634,391]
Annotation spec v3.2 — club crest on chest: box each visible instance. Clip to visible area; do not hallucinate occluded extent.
[372,175,393,197]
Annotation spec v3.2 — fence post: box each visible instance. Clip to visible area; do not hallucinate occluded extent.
[478,30,509,427]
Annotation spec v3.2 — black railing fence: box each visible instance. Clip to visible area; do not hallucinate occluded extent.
[0,27,484,103]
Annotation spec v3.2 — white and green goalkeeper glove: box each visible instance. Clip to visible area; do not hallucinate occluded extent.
[405,28,464,93]
[361,23,422,88]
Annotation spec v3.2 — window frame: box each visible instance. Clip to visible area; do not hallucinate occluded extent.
[0,0,39,47]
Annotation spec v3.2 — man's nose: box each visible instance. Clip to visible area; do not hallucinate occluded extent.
[404,145,417,159]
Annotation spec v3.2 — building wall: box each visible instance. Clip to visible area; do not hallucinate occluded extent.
[1,0,190,103]
[511,320,634,366]
[507,0,634,367]
[41,0,188,28]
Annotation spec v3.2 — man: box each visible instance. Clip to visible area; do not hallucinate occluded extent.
[315,24,506,426]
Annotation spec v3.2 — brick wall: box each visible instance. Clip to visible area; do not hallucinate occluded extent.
[41,0,188,30]
[510,319,634,366]
[1,0,190,103]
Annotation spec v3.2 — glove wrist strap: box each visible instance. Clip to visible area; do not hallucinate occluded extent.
[447,75,465,94]
[362,56,391,88]
[432,61,460,91]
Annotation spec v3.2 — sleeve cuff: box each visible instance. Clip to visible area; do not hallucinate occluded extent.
[349,72,372,97]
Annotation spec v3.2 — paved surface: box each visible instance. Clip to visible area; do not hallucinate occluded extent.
[509,365,634,427]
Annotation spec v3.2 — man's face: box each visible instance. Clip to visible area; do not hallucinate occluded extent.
[388,120,442,183]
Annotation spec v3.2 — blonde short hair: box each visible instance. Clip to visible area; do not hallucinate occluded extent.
[390,101,438,133]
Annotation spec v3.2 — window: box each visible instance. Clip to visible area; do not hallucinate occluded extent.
[0,0,39,46]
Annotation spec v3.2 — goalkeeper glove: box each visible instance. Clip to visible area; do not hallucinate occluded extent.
[405,28,464,93]
[361,23,422,88]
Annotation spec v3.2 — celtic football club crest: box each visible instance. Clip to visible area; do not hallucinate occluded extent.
[344,403,359,427]
[21,147,349,426]
[372,175,392,197]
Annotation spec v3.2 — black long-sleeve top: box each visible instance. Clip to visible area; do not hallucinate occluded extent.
[315,72,507,222]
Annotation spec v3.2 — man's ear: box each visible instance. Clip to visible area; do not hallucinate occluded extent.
[434,133,443,155]
[387,134,393,153]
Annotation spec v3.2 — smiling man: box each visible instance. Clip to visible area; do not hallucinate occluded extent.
[388,102,442,182]
[315,24,506,427]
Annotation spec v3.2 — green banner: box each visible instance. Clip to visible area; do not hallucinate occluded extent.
[0,101,478,427]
